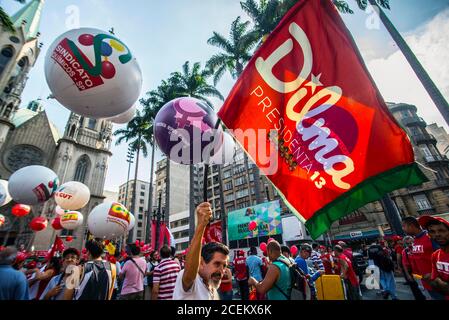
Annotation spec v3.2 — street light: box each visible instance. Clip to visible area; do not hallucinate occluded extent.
[153,192,165,250]
[121,146,134,248]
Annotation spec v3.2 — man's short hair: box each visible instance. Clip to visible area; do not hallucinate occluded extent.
[403,236,414,243]
[402,216,420,228]
[312,243,319,250]
[301,244,312,253]
[249,246,258,255]
[0,246,17,265]
[160,245,172,259]
[127,243,141,256]
[281,245,291,255]
[85,239,104,259]
[334,245,344,253]
[63,248,80,259]
[426,219,449,231]
[201,242,229,264]
[267,240,281,253]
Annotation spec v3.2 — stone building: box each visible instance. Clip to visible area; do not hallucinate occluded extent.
[0,1,113,250]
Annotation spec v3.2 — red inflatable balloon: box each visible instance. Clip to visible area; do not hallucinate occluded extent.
[260,242,267,253]
[135,240,140,247]
[12,204,31,217]
[82,248,87,254]
[248,221,257,231]
[66,236,73,242]
[140,240,145,247]
[51,216,63,230]
[290,245,298,257]
[30,217,48,232]
[268,238,275,244]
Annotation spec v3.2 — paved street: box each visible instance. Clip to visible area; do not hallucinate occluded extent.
[361,276,415,300]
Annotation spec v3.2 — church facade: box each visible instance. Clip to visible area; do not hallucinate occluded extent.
[0,0,113,250]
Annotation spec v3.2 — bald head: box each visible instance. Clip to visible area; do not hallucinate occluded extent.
[267,240,281,261]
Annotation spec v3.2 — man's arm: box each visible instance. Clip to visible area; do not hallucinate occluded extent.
[249,264,280,295]
[430,277,449,294]
[182,203,212,292]
[151,283,160,300]
[340,259,348,278]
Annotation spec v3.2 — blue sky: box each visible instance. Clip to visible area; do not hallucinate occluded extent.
[3,0,449,192]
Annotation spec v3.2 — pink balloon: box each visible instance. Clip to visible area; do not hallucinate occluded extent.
[248,221,257,231]
[260,242,267,253]
[290,245,298,257]
[140,240,145,247]
[268,238,275,244]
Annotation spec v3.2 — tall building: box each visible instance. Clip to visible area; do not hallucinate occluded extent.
[0,1,113,250]
[118,179,150,241]
[427,123,449,157]
[169,210,190,253]
[329,102,449,242]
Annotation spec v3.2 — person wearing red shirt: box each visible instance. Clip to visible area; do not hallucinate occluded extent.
[334,245,360,300]
[402,216,441,300]
[338,241,353,261]
[233,250,249,300]
[319,246,334,275]
[419,216,449,300]
[401,236,427,300]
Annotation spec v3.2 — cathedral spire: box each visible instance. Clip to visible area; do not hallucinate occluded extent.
[11,0,45,40]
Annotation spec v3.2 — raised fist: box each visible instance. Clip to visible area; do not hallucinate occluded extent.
[196,202,212,227]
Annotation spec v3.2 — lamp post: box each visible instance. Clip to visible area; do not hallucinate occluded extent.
[121,146,134,248]
[154,192,163,250]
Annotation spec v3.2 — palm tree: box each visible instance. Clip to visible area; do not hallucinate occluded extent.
[240,0,280,43]
[206,16,259,85]
[207,15,264,209]
[0,0,25,33]
[114,109,151,242]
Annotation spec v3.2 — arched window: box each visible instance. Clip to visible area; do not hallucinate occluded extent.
[3,103,14,118]
[0,47,14,77]
[69,124,76,138]
[12,56,28,77]
[79,116,84,127]
[74,155,90,183]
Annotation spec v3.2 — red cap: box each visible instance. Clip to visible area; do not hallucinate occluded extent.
[418,215,449,229]
[14,252,27,264]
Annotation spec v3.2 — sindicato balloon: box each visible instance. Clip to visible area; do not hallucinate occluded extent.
[8,166,59,205]
[54,181,90,211]
[88,202,130,239]
[60,211,84,230]
[105,105,136,124]
[0,180,12,207]
[128,213,135,231]
[44,28,143,118]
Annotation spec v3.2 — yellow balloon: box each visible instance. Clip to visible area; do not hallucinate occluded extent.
[110,39,125,52]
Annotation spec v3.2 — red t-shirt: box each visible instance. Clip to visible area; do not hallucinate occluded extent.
[410,231,435,290]
[431,249,449,300]
[233,257,248,281]
[338,254,358,287]
[395,244,403,256]
[343,249,353,261]
[321,253,334,275]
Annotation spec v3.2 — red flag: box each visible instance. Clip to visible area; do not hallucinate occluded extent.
[158,222,166,250]
[218,0,426,239]
[203,221,222,244]
[150,220,157,249]
[46,236,64,260]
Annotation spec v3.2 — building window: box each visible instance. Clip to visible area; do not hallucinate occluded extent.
[224,181,233,191]
[140,192,145,196]
[138,222,142,228]
[87,118,96,130]
[141,185,145,190]
[234,176,246,187]
[235,189,249,199]
[137,231,142,238]
[225,194,235,203]
[139,207,144,212]
[140,199,144,204]
[414,194,432,210]
[0,47,14,76]
[138,214,143,220]
[223,170,232,179]
[74,155,90,183]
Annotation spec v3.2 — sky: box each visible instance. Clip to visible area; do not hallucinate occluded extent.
[3,0,449,193]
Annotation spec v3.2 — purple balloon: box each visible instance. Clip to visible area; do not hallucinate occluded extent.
[154,97,222,165]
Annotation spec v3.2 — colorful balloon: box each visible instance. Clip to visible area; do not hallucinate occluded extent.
[0,180,12,207]
[30,217,48,232]
[290,245,298,257]
[153,97,222,165]
[11,204,31,217]
[105,105,136,124]
[54,205,67,216]
[260,242,267,253]
[205,131,236,165]
[60,211,84,230]
[8,166,59,205]
[88,202,131,239]
[66,236,73,242]
[54,181,90,210]
[44,28,143,118]
[127,213,135,231]
[51,216,63,230]
[268,238,275,244]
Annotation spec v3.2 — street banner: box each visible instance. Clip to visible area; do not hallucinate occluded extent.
[227,201,282,241]
[203,221,223,244]
[218,0,426,239]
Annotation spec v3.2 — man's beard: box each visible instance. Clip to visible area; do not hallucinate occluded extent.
[209,273,222,289]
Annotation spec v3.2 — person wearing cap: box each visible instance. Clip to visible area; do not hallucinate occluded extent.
[402,216,442,300]
[0,246,30,300]
[40,248,80,300]
[294,244,323,299]
[334,245,360,300]
[338,241,353,261]
[419,216,449,300]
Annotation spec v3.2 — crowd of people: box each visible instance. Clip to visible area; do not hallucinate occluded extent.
[0,203,448,301]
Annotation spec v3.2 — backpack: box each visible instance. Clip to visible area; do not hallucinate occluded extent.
[375,250,395,272]
[274,259,312,300]
[76,260,115,300]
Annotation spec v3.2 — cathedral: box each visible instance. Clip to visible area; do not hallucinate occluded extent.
[0,0,113,251]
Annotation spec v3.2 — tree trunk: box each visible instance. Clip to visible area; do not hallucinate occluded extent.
[128,142,140,242]
[145,142,155,244]
[370,0,449,126]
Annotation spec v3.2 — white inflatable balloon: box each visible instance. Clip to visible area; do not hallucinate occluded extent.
[128,213,135,231]
[44,28,143,118]
[88,202,130,239]
[8,166,59,205]
[55,181,90,210]
[60,211,84,230]
[55,205,67,216]
[0,180,12,207]
[206,131,236,165]
[105,105,136,124]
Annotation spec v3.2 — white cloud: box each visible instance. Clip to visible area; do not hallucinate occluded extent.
[366,8,449,131]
